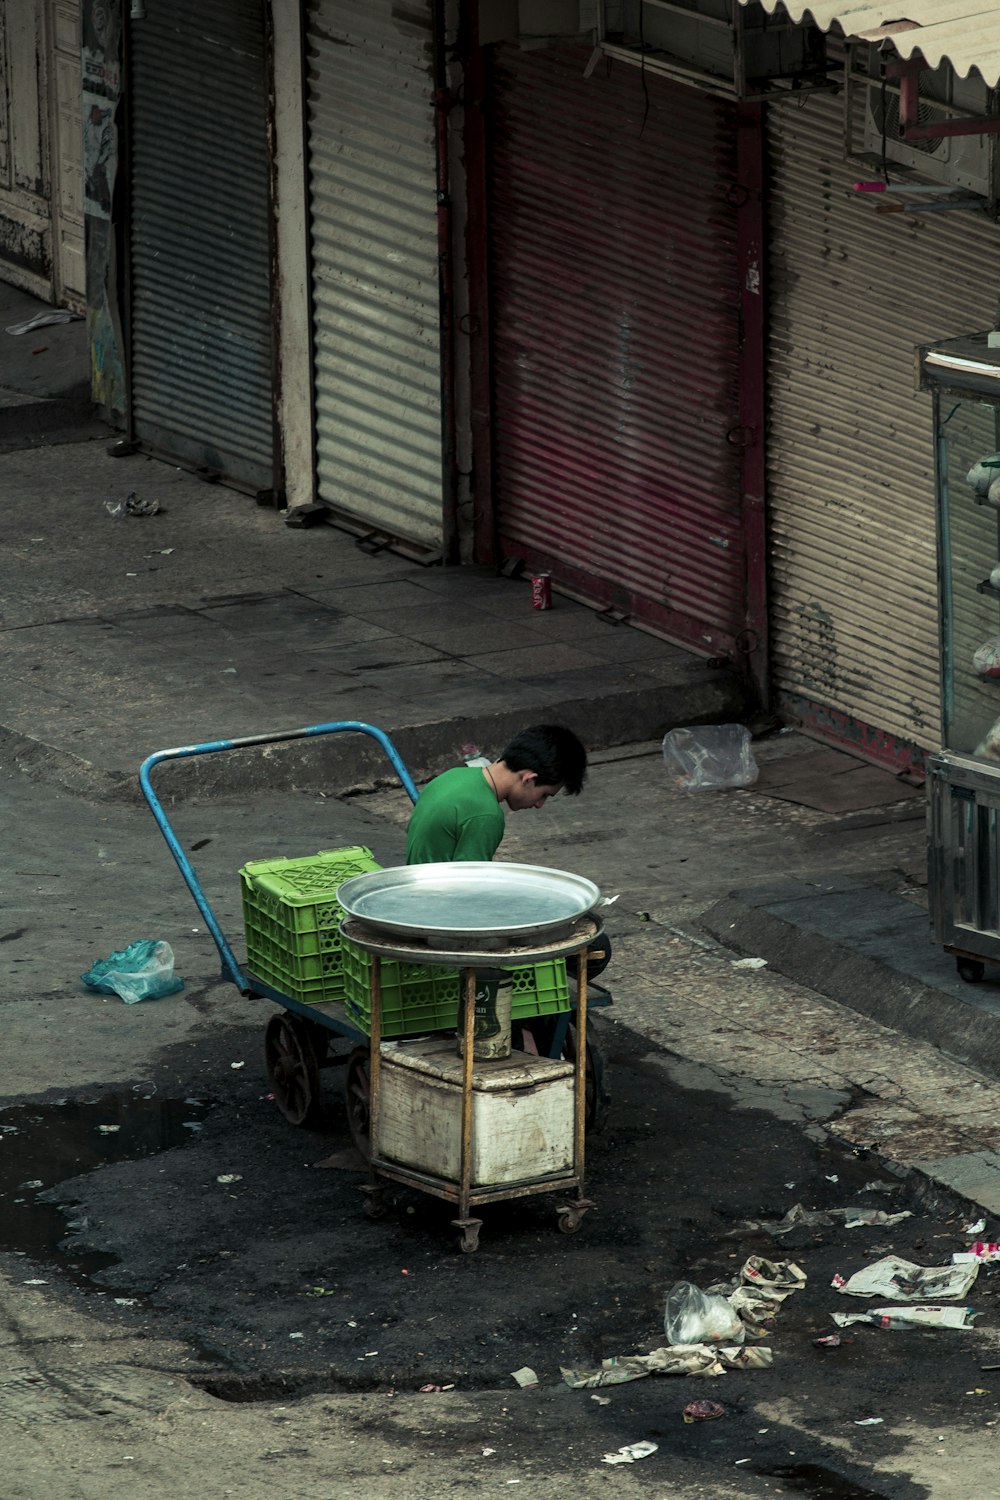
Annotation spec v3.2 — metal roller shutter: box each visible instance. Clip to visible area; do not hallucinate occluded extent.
[766,78,1000,759]
[128,0,274,491]
[488,45,744,657]
[305,0,445,553]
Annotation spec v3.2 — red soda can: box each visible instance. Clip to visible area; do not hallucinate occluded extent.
[531,572,552,610]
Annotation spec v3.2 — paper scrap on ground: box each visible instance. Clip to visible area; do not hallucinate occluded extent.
[602,1442,657,1465]
[562,1344,774,1388]
[832,1305,978,1331]
[953,1242,1000,1264]
[834,1255,978,1302]
[510,1367,538,1388]
[731,1203,912,1237]
[5,310,80,335]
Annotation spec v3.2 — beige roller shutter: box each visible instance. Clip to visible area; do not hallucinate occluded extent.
[305,0,445,553]
[766,77,1000,757]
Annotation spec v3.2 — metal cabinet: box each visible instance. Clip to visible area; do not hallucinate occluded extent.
[922,332,1000,980]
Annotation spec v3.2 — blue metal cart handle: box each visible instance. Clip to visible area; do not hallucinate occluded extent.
[139,720,420,992]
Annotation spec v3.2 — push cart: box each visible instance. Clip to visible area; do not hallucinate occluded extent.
[336,857,604,1252]
[138,721,611,1205]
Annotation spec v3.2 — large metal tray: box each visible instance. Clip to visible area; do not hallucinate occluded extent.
[336,861,601,946]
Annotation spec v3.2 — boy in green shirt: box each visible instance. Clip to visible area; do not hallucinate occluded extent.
[404,724,597,1055]
[405,723,587,865]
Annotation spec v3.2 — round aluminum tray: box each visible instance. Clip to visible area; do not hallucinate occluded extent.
[340,913,604,968]
[336,861,601,947]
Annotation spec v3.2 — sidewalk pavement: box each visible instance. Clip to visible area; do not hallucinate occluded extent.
[0,282,749,797]
[7,279,1000,1221]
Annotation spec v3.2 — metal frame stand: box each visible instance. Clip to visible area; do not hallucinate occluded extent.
[346,916,601,1253]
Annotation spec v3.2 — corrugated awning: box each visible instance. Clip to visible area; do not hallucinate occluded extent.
[737,3,1000,87]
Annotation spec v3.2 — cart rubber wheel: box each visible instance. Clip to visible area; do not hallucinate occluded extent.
[556,1207,585,1235]
[360,1184,385,1220]
[264,1012,323,1128]
[562,1024,610,1133]
[452,1219,482,1254]
[345,1047,372,1161]
[957,958,986,984]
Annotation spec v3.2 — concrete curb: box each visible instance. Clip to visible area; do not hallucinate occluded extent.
[700,886,1000,1081]
[0,726,133,804]
[2,666,751,805]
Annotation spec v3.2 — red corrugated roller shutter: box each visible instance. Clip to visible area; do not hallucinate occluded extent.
[488,46,743,655]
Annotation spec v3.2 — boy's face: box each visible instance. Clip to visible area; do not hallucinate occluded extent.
[507,770,562,811]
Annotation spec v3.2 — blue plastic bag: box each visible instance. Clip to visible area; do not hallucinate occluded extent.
[81,939,184,1005]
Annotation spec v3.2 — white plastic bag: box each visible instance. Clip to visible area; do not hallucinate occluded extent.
[663,1281,745,1345]
[966,453,1000,497]
[662,724,758,792]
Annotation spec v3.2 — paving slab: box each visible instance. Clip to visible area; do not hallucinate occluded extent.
[700,878,1000,1077]
[0,434,750,802]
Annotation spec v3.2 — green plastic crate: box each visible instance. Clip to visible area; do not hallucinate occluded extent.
[241,847,381,1005]
[341,938,570,1038]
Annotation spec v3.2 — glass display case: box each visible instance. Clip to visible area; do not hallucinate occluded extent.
[921,332,1000,980]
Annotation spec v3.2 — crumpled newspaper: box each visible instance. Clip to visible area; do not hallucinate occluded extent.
[706,1256,807,1336]
[832,1304,978,1331]
[729,1202,912,1237]
[832,1255,979,1302]
[562,1343,774,1388]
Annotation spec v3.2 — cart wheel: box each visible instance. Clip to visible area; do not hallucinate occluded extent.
[957,958,986,984]
[360,1184,385,1220]
[453,1219,482,1254]
[562,1024,610,1133]
[556,1206,586,1235]
[264,1012,323,1128]
[345,1047,372,1161]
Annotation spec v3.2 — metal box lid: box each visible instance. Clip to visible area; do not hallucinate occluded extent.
[381,1039,573,1091]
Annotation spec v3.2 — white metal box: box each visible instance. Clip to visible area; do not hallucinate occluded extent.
[377,1040,574,1186]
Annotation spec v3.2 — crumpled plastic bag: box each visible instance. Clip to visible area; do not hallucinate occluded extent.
[81,939,184,1005]
[662,723,758,792]
[975,716,1000,761]
[974,638,1000,679]
[664,1281,745,1345]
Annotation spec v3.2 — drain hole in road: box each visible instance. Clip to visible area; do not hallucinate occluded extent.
[760,1464,891,1499]
[0,1090,211,1287]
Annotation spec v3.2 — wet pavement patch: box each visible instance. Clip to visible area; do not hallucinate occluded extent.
[0,1089,211,1288]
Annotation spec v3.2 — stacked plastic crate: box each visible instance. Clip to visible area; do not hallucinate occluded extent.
[241,848,571,1035]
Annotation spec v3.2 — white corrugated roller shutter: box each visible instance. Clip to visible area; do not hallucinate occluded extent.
[305,0,445,552]
[766,82,1000,754]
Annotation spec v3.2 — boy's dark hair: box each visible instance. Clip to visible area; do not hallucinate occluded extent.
[500,724,587,796]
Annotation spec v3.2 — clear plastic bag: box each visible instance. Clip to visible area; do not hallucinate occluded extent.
[80,939,184,1005]
[663,1281,745,1345]
[662,724,758,792]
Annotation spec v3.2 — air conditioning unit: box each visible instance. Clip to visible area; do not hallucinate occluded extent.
[853,45,1000,201]
[862,85,994,196]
